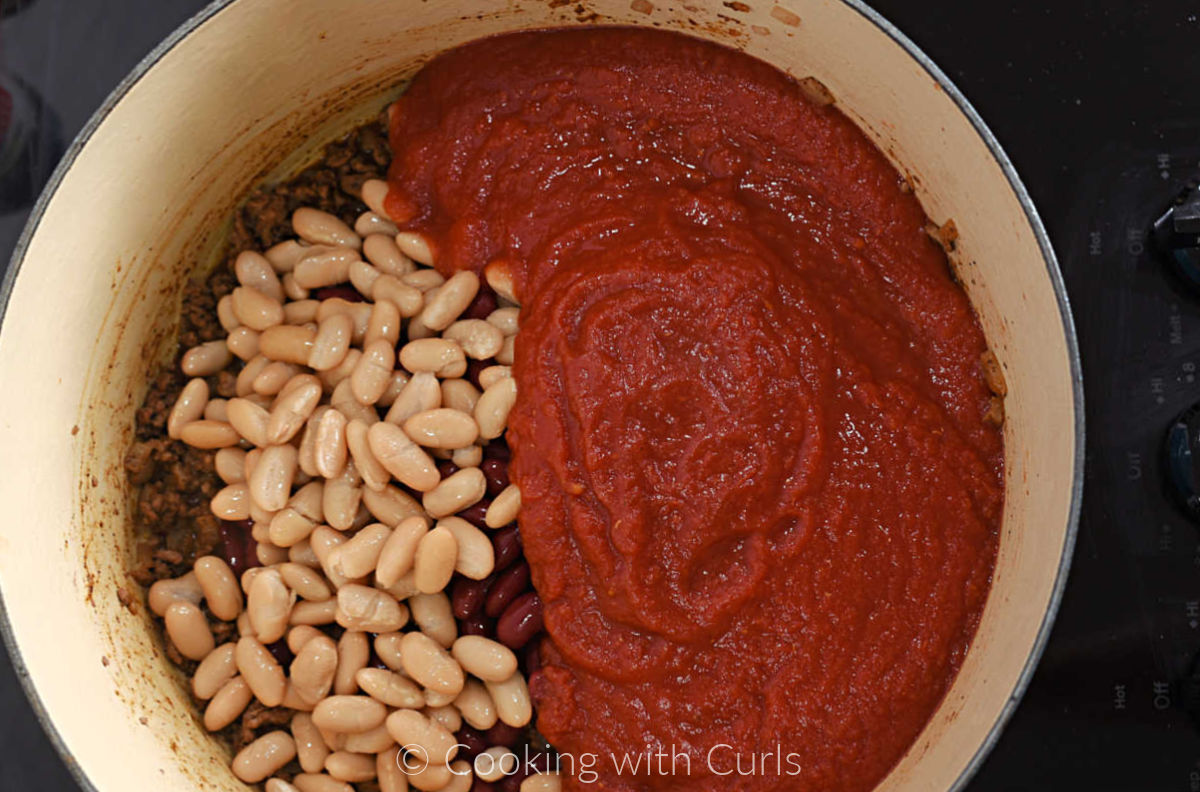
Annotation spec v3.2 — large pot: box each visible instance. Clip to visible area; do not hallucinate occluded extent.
[0,1,1082,790]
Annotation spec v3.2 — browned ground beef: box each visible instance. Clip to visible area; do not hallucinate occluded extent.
[123,114,391,755]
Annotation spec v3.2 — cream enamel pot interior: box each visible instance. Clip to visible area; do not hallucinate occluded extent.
[0,0,1082,790]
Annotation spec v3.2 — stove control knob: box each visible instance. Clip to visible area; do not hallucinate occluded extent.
[1165,403,1200,520]
[1154,182,1200,291]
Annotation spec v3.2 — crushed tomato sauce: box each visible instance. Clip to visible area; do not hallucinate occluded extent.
[385,28,1003,792]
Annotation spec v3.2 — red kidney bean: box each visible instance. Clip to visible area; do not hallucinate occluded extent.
[525,752,552,775]
[483,441,510,462]
[464,285,498,321]
[456,726,488,759]
[490,527,522,572]
[464,358,493,390]
[266,639,294,667]
[484,721,523,749]
[437,459,460,479]
[451,576,490,620]
[312,283,365,302]
[458,500,491,529]
[220,519,257,577]
[459,617,493,638]
[496,592,544,650]
[497,775,523,792]
[480,458,510,498]
[471,780,497,792]
[522,642,542,676]
[485,562,529,618]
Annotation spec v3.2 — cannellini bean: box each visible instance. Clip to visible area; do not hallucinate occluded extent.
[346,419,389,492]
[485,484,521,528]
[384,709,457,766]
[400,631,464,696]
[260,324,317,365]
[257,542,289,567]
[284,298,321,325]
[452,636,518,683]
[310,313,354,371]
[233,731,296,783]
[336,584,409,633]
[289,539,321,568]
[232,286,285,331]
[385,371,441,425]
[237,636,287,707]
[193,642,238,700]
[325,750,377,783]
[439,516,494,580]
[248,568,294,644]
[293,774,354,792]
[350,339,396,407]
[280,562,332,601]
[269,377,322,443]
[377,747,408,792]
[404,270,445,293]
[423,468,486,520]
[443,318,503,360]
[364,299,401,347]
[182,340,233,376]
[287,480,324,523]
[226,326,261,361]
[395,231,435,265]
[204,397,230,422]
[167,378,209,440]
[291,598,338,626]
[418,271,479,331]
[426,704,463,735]
[487,307,519,335]
[477,365,511,391]
[452,446,484,468]
[375,515,429,588]
[495,334,515,365]
[367,422,439,492]
[475,747,518,783]
[294,247,358,289]
[165,601,214,661]
[181,419,240,449]
[194,556,242,621]
[343,723,396,755]
[360,180,390,218]
[291,635,338,706]
[521,774,563,792]
[211,482,251,519]
[293,712,331,774]
[254,361,301,396]
[377,371,409,408]
[312,695,387,734]
[336,630,371,696]
[372,632,406,673]
[294,207,361,249]
[349,259,382,298]
[486,673,532,727]
[249,444,299,513]
[355,211,399,238]
[362,484,423,527]
[330,523,392,580]
[313,408,349,479]
[410,592,457,648]
[284,273,311,300]
[227,397,271,447]
[454,679,498,730]
[399,338,467,378]
[317,298,372,345]
[217,294,240,331]
[265,239,308,273]
[270,508,317,548]
[406,762,454,792]
[149,572,203,617]
[475,377,516,440]
[322,463,363,532]
[204,676,253,731]
[237,355,271,396]
[440,379,480,415]
[403,408,479,449]
[372,273,424,317]
[364,234,416,278]
[356,668,424,709]
[424,688,457,708]
[236,250,286,302]
[288,625,324,653]
[483,259,517,304]
[414,524,458,594]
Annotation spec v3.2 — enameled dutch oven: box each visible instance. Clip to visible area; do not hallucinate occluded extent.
[0,1,1082,789]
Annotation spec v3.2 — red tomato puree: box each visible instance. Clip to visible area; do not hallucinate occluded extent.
[385,27,1003,792]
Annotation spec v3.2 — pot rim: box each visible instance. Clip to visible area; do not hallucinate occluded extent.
[0,2,1085,790]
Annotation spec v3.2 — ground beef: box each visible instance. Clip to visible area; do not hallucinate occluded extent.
[124,114,391,755]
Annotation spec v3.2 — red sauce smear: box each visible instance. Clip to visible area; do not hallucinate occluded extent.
[386,28,1003,792]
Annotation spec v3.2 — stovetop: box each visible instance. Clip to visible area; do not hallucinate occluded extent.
[0,1,1197,789]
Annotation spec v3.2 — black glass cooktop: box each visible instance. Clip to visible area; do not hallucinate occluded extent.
[1,1,1196,789]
